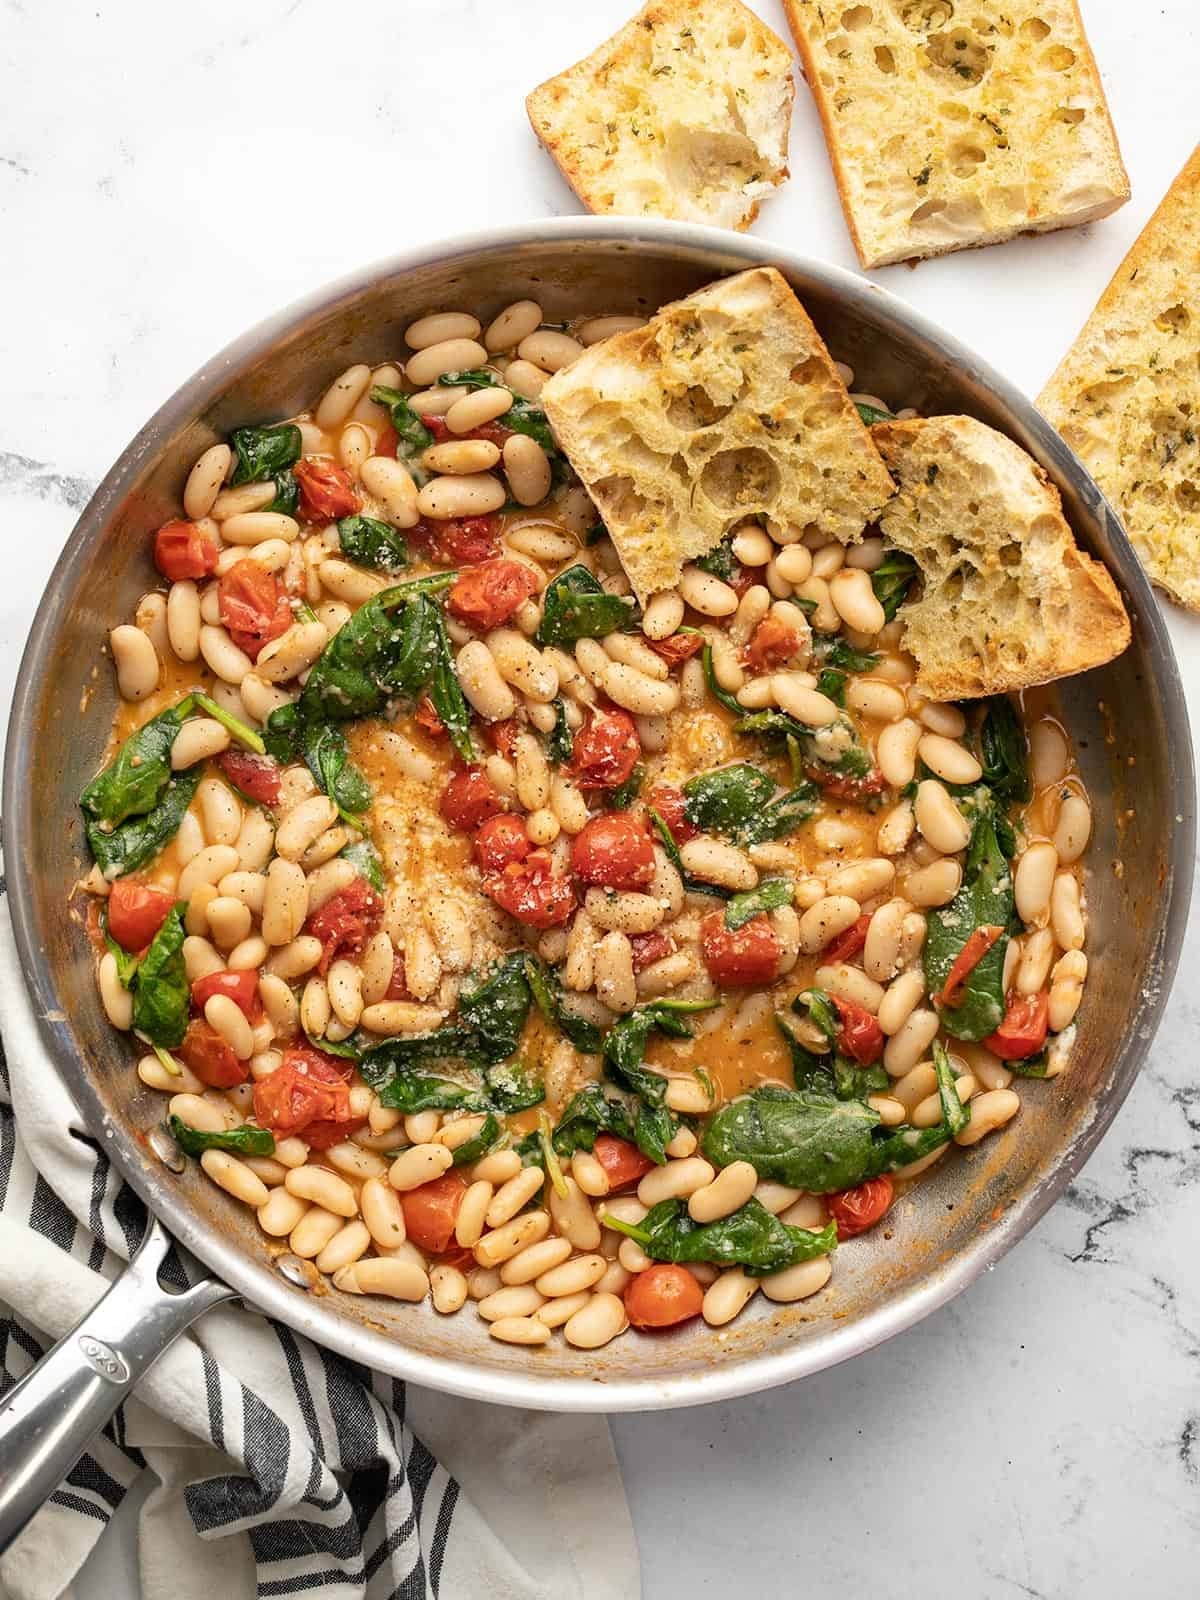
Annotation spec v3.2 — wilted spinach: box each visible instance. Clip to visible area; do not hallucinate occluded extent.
[523,954,605,1053]
[855,401,895,426]
[723,878,793,931]
[130,905,189,1049]
[979,697,1031,803]
[602,998,716,1163]
[458,953,533,1065]
[368,385,435,468]
[85,769,201,879]
[546,698,574,766]
[735,782,820,847]
[605,1197,837,1273]
[696,535,737,582]
[682,764,777,834]
[228,422,302,486]
[700,642,745,715]
[337,514,409,575]
[483,1060,545,1112]
[81,702,192,829]
[604,764,644,810]
[871,551,920,622]
[339,838,384,893]
[535,565,638,647]
[449,1112,502,1166]
[302,721,373,826]
[168,1117,276,1158]
[549,1084,636,1157]
[924,800,1013,1041]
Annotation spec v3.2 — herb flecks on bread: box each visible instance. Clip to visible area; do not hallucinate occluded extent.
[782,0,1129,269]
[526,0,794,232]
[540,267,895,604]
[1039,143,1200,612]
[873,415,1130,698]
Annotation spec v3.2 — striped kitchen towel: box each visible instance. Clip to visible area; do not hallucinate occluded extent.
[0,885,638,1600]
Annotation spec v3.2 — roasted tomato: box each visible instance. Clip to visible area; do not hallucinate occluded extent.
[447,559,539,630]
[252,1047,352,1140]
[809,765,889,803]
[832,997,884,1065]
[373,417,399,458]
[746,612,804,673]
[153,519,218,582]
[385,950,411,1001]
[216,749,282,807]
[218,560,292,661]
[936,925,1005,1009]
[178,1020,246,1088]
[571,814,655,891]
[304,879,383,974]
[482,849,575,928]
[592,1134,654,1192]
[190,969,260,1021]
[828,1176,894,1241]
[440,765,503,831]
[645,783,698,844]
[413,514,500,566]
[825,912,871,965]
[293,457,360,521]
[625,1263,704,1329]
[984,991,1051,1061]
[486,719,521,760]
[570,708,640,790]
[401,1171,468,1254]
[303,1114,368,1151]
[646,632,704,667]
[414,696,447,739]
[475,813,532,871]
[700,912,782,987]
[106,879,174,951]
[630,930,674,973]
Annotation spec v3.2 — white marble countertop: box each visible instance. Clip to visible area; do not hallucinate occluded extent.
[3,1,1199,1594]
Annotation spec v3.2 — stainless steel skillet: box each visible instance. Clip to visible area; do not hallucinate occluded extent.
[0,220,1192,1546]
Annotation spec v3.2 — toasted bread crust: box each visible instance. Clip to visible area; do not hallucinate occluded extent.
[526,0,794,232]
[782,0,1129,269]
[873,415,1130,698]
[1039,143,1200,611]
[541,267,894,603]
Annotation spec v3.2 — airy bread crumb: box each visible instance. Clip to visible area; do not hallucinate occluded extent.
[782,0,1129,268]
[526,0,794,231]
[873,414,1130,698]
[540,267,894,604]
[1039,143,1200,612]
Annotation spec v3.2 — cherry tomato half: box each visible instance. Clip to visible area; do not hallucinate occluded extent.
[153,519,218,582]
[475,813,532,871]
[984,991,1050,1061]
[413,514,500,566]
[570,708,640,790]
[252,1048,352,1139]
[304,879,383,974]
[832,997,884,1066]
[825,912,871,965]
[828,1176,894,1241]
[571,814,655,892]
[414,695,447,739]
[293,457,360,522]
[373,418,399,458]
[440,765,503,832]
[400,1171,468,1254]
[216,749,282,807]
[592,1134,654,1193]
[624,1263,704,1330]
[218,560,292,661]
[746,612,804,673]
[645,784,697,844]
[190,969,260,1021]
[178,1019,246,1088]
[808,766,889,803]
[630,930,674,973]
[645,632,704,668]
[482,849,575,928]
[106,879,174,951]
[447,559,538,631]
[700,912,782,988]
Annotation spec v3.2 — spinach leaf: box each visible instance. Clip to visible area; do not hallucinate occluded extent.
[339,838,384,893]
[267,471,299,517]
[871,551,920,622]
[191,691,266,755]
[855,401,894,426]
[523,955,605,1053]
[304,1029,362,1061]
[734,782,819,847]
[229,423,302,486]
[86,768,201,879]
[793,987,840,1045]
[979,697,1031,803]
[301,722,372,826]
[775,1012,837,1096]
[374,1072,490,1114]
[724,877,793,931]
[168,1116,276,1158]
[682,764,777,835]
[1007,1049,1051,1079]
[733,709,874,784]
[605,1197,837,1273]
[702,1085,882,1193]
[546,698,573,766]
[923,802,1013,1040]
[700,643,745,715]
[603,764,644,810]
[551,1084,635,1156]
[368,385,434,468]
[81,701,193,828]
[535,565,638,648]
[337,514,409,575]
[696,535,737,582]
[450,1112,502,1166]
[484,1060,545,1112]
[458,953,532,1065]
[427,601,475,762]
[811,636,881,707]
[130,905,189,1048]
[358,1028,482,1089]
[834,1057,890,1101]
[602,998,716,1162]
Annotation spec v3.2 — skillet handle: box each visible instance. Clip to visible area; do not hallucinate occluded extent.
[0,1215,235,1555]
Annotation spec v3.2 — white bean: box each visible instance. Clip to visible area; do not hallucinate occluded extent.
[1014,841,1058,927]
[110,626,159,701]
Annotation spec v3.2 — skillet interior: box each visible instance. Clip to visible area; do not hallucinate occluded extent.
[5,220,1193,1411]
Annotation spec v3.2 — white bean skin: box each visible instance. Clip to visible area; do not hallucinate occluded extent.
[316,363,372,429]
[679,565,738,616]
[1014,841,1059,927]
[877,969,926,1035]
[484,300,542,352]
[1050,871,1085,951]
[918,734,983,786]
[335,1258,429,1302]
[1054,794,1092,864]
[905,860,963,909]
[1048,950,1087,1031]
[201,1150,270,1208]
[636,1158,715,1207]
[405,337,488,387]
[166,580,202,661]
[799,895,861,955]
[562,1293,628,1350]
[914,780,971,854]
[883,1008,940,1076]
[679,838,757,892]
[829,567,886,633]
[877,719,922,788]
[110,625,159,701]
[955,1089,1020,1146]
[405,312,481,350]
[503,434,553,505]
[360,456,420,529]
[517,328,584,373]
[184,443,232,519]
[642,590,685,640]
[760,1256,833,1304]
[702,1268,757,1327]
[688,1161,757,1223]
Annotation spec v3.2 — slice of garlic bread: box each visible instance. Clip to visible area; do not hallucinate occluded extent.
[1039,143,1200,611]
[781,0,1129,269]
[526,0,794,231]
[873,414,1129,697]
[541,266,894,603]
